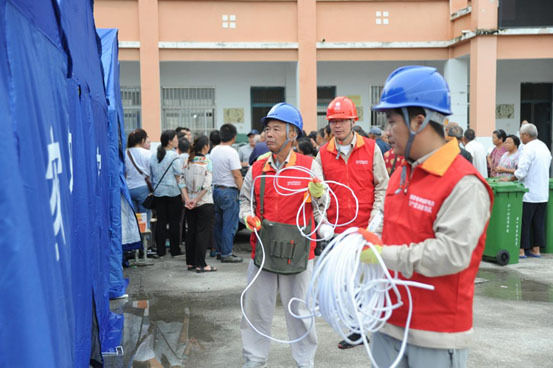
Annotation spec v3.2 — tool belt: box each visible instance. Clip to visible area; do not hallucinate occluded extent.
[253,175,311,275]
[254,219,311,275]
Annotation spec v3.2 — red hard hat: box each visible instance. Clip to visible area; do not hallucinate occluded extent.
[326,96,358,121]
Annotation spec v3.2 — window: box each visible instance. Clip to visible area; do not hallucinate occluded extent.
[161,87,215,135]
[317,86,336,129]
[121,87,141,137]
[250,87,285,132]
[499,0,553,27]
[370,85,386,128]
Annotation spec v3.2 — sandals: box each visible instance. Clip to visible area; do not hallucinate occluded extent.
[187,265,196,271]
[337,333,366,349]
[196,265,218,273]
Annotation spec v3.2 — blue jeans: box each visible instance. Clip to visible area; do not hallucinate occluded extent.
[213,187,239,257]
[129,185,151,225]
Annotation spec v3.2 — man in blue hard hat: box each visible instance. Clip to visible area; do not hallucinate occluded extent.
[359,66,493,367]
[238,102,329,368]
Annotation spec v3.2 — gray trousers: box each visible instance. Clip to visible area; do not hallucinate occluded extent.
[371,331,468,368]
[241,260,317,367]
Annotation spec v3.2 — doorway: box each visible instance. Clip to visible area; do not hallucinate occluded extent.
[250,87,285,133]
[520,83,552,151]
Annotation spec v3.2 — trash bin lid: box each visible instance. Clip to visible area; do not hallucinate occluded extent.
[489,181,528,193]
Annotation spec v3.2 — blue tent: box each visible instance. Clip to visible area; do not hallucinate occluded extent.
[97,27,141,298]
[0,0,126,366]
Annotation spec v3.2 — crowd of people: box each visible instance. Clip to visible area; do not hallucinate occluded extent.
[124,66,552,368]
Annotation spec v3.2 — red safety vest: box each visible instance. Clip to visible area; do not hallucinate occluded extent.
[382,140,493,333]
[319,135,376,233]
[249,151,316,260]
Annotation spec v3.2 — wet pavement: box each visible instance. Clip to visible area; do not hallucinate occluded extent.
[106,231,553,367]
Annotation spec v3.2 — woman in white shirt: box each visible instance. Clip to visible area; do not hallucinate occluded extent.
[183,135,216,272]
[125,129,152,218]
[150,130,188,257]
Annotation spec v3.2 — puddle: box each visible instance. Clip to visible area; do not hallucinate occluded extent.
[105,294,232,368]
[475,269,553,303]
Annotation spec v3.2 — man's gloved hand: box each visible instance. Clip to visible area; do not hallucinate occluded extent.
[244,215,262,232]
[317,222,334,240]
[360,245,383,264]
[308,178,324,199]
[358,228,383,264]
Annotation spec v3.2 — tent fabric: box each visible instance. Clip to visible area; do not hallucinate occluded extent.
[97,28,140,299]
[0,2,61,366]
[1,0,126,366]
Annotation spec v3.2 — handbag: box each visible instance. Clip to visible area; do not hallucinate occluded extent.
[127,149,155,192]
[253,176,311,274]
[142,157,178,210]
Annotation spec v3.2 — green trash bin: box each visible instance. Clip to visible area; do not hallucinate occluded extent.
[483,180,528,266]
[545,179,553,254]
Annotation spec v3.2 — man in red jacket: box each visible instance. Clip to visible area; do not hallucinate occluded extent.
[360,66,493,367]
[315,96,389,349]
[239,103,328,368]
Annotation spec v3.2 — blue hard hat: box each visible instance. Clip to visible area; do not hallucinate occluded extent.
[372,66,452,115]
[261,102,303,133]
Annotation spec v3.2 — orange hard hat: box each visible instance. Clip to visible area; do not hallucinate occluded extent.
[326,96,358,121]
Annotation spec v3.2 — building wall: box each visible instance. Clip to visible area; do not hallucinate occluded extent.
[159,62,297,134]
[496,59,553,135]
[95,0,553,148]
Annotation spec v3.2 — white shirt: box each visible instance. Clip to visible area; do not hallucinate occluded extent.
[514,139,552,202]
[465,140,488,178]
[125,147,152,189]
[210,144,241,187]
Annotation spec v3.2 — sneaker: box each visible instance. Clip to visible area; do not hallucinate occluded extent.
[221,254,243,263]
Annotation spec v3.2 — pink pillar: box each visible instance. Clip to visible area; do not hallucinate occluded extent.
[138,0,161,140]
[469,0,498,137]
[469,36,497,136]
[297,0,317,133]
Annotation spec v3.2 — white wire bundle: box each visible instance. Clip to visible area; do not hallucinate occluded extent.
[297,227,434,368]
[247,165,359,240]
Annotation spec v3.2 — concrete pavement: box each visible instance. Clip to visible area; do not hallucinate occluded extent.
[107,231,553,368]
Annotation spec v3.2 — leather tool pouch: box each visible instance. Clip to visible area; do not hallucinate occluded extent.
[253,175,311,274]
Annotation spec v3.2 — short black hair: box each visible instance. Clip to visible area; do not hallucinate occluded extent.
[506,134,520,148]
[209,130,221,146]
[175,126,190,134]
[220,123,237,143]
[464,128,476,142]
[493,129,507,142]
[178,137,190,153]
[297,137,316,156]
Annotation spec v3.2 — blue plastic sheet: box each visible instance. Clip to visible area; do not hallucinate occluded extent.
[1,0,125,365]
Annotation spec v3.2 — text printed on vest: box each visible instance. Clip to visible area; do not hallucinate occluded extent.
[408,194,435,214]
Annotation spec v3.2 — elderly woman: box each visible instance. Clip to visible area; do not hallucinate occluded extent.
[488,129,507,177]
[497,135,521,181]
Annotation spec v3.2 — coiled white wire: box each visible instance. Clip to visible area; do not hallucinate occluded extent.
[239,167,434,368]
